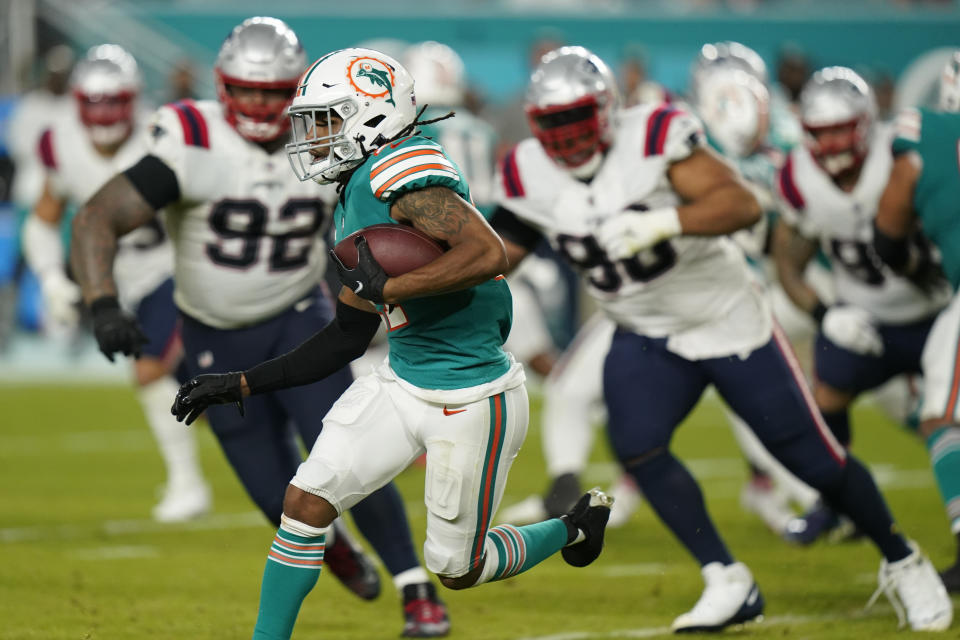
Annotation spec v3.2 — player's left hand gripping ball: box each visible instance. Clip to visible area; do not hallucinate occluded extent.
[597,208,682,260]
[330,235,388,304]
[172,373,245,425]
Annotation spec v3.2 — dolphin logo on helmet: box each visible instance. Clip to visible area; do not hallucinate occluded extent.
[351,58,396,106]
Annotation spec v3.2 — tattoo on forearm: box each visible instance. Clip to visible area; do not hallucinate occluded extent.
[393,186,470,239]
[70,175,157,301]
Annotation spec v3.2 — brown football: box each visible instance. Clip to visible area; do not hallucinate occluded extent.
[333,223,445,277]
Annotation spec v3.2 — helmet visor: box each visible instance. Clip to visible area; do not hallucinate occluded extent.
[286,98,360,182]
[803,118,865,176]
[526,96,604,168]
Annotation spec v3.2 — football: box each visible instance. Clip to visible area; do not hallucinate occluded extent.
[332,223,445,277]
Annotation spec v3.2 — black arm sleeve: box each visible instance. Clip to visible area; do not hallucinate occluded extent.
[123,155,181,210]
[243,300,381,395]
[872,220,909,272]
[489,205,546,251]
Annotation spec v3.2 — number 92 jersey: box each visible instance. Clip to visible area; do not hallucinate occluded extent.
[146,100,336,329]
[496,103,770,359]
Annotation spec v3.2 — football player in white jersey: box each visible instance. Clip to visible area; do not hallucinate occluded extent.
[68,20,450,637]
[491,46,952,632]
[21,44,211,523]
[772,67,951,545]
[499,43,819,535]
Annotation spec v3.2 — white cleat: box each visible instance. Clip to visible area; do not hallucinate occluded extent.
[606,474,642,528]
[869,541,953,631]
[152,482,212,523]
[496,494,548,525]
[740,480,795,535]
[672,562,764,633]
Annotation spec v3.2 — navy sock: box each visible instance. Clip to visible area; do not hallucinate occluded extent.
[821,409,851,448]
[820,455,911,562]
[625,450,734,566]
[350,481,420,576]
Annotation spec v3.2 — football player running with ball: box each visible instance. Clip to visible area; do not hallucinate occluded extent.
[70,20,449,637]
[874,51,960,592]
[490,46,951,632]
[168,47,613,640]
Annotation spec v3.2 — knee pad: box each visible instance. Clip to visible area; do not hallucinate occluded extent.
[622,447,670,487]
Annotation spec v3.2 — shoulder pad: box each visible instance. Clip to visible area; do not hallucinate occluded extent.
[642,104,705,162]
[499,143,526,198]
[37,128,57,169]
[163,100,210,149]
[369,137,460,202]
[777,152,806,212]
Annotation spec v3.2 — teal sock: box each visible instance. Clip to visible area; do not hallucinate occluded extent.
[474,519,569,584]
[252,524,326,640]
[927,426,960,533]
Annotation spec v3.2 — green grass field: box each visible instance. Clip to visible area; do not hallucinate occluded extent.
[1,384,956,639]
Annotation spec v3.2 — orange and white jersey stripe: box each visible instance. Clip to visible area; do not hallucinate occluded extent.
[370,142,459,201]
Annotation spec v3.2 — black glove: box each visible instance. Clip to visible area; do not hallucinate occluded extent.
[329,235,388,304]
[90,296,148,362]
[906,233,948,294]
[171,372,245,426]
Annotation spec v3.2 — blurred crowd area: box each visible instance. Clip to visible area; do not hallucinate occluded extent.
[0,0,956,378]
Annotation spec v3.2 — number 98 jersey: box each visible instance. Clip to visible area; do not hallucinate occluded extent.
[146,100,336,329]
[777,126,948,324]
[497,103,770,359]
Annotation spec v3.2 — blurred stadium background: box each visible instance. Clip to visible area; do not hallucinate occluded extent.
[1,1,959,639]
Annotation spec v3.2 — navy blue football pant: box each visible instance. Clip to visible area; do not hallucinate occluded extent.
[605,325,908,565]
[814,314,934,442]
[179,287,419,575]
[135,277,191,384]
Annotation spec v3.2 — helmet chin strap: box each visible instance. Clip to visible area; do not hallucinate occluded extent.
[567,151,604,180]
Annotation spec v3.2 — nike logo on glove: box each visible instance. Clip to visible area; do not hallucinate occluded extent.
[354,281,364,293]
[443,406,466,416]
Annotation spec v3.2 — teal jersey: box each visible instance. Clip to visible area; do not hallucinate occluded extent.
[417,107,499,214]
[335,135,512,390]
[892,108,960,290]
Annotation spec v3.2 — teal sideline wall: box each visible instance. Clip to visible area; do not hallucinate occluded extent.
[137,7,960,102]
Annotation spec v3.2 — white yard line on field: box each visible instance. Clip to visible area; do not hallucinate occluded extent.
[0,511,265,543]
[514,610,890,640]
[70,545,160,560]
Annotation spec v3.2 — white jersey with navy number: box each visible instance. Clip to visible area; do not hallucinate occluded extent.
[39,117,173,309]
[496,103,771,360]
[146,99,337,329]
[777,127,948,324]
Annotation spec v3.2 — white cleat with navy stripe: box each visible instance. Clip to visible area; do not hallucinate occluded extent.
[672,562,764,633]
